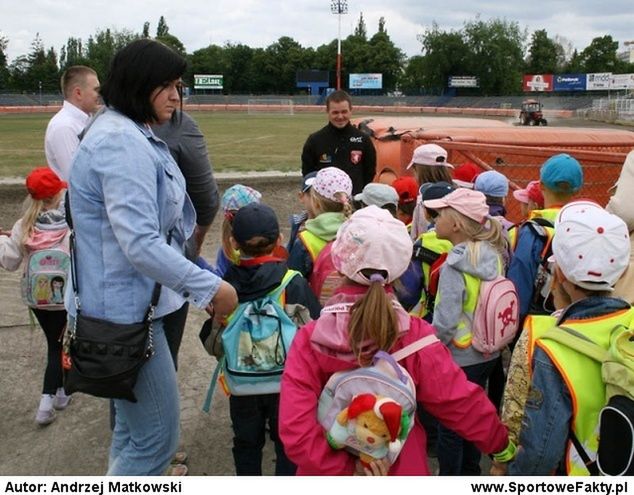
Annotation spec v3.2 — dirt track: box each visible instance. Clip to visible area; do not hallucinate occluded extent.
[0,177,299,476]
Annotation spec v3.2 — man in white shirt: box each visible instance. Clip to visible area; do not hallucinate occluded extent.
[45,66,101,180]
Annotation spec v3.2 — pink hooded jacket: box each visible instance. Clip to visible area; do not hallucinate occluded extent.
[279,285,509,475]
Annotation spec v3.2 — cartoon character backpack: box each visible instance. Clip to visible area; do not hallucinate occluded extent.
[21,240,70,310]
[317,334,438,465]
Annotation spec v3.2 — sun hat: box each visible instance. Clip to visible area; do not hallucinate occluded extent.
[540,153,583,193]
[452,162,481,189]
[231,203,280,244]
[406,144,454,170]
[392,176,419,206]
[423,188,489,224]
[474,170,509,198]
[551,200,630,291]
[25,167,67,200]
[354,183,399,208]
[301,171,318,193]
[331,205,413,285]
[312,167,353,202]
[513,180,544,207]
[221,184,261,217]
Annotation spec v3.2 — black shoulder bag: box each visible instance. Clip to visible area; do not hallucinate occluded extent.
[63,193,170,402]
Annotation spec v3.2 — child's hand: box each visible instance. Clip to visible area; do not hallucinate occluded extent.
[354,458,391,476]
[490,460,508,476]
[0,229,10,236]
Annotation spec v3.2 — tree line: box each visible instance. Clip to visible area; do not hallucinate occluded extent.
[1,15,632,96]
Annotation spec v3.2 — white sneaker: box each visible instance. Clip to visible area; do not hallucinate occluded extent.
[53,391,72,410]
[35,408,56,426]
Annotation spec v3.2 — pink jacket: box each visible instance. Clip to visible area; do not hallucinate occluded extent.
[279,285,509,476]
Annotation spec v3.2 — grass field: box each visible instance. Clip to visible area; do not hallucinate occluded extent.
[0,111,377,178]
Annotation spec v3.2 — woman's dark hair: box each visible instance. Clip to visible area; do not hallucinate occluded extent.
[101,39,187,123]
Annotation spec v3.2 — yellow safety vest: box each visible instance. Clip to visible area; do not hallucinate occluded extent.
[298,230,327,263]
[409,231,453,319]
[530,308,634,475]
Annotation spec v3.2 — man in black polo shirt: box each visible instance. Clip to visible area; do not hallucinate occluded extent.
[301,90,376,194]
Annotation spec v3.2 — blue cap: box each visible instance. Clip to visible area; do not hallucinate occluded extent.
[540,154,583,193]
[421,181,455,202]
[474,170,509,198]
[232,203,280,244]
[301,172,318,193]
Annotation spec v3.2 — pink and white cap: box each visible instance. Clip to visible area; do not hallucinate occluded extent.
[312,167,353,203]
[331,205,413,285]
[551,200,630,291]
[406,143,454,170]
[423,188,489,224]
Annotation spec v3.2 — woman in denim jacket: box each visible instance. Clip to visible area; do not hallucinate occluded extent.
[67,39,237,476]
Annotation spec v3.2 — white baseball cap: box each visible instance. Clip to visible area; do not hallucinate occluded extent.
[551,201,630,291]
[406,144,454,170]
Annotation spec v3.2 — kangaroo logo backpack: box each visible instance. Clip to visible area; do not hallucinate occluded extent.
[309,242,345,305]
[543,324,634,476]
[221,270,300,396]
[21,242,70,310]
[471,275,519,355]
[317,334,438,464]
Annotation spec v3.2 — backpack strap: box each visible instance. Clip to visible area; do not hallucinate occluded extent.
[391,334,440,362]
[541,326,609,363]
[268,269,301,304]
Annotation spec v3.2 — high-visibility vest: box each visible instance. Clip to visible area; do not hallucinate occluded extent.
[298,230,327,262]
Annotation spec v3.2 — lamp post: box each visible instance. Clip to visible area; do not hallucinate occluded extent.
[330,0,348,90]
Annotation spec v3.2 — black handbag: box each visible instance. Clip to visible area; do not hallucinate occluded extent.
[63,194,168,402]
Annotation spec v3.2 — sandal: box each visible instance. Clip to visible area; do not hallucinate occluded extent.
[171,450,188,464]
[166,463,188,476]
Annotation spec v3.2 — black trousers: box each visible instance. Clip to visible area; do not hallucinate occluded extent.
[31,308,67,395]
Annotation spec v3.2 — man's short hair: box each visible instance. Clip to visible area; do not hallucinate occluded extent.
[326,90,352,110]
[61,66,97,99]
[100,39,187,124]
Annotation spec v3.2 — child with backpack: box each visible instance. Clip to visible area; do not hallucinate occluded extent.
[220,203,321,475]
[286,172,317,253]
[0,167,71,425]
[287,166,353,303]
[279,206,515,475]
[502,201,634,475]
[422,188,514,475]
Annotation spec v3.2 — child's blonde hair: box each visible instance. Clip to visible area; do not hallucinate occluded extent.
[348,274,399,366]
[440,207,506,265]
[20,192,63,246]
[310,188,353,219]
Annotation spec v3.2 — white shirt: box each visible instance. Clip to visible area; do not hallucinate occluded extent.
[44,100,90,181]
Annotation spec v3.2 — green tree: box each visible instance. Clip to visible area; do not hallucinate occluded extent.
[354,12,367,40]
[59,37,88,71]
[575,35,624,73]
[85,28,139,81]
[462,17,526,95]
[142,22,150,38]
[366,18,405,91]
[0,33,10,89]
[526,29,559,74]
[417,24,469,93]
[156,16,169,37]
[399,55,426,94]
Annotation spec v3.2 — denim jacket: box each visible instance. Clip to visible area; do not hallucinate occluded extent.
[65,108,221,323]
[508,296,630,475]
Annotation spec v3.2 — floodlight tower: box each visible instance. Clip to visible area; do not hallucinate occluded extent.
[331,0,348,90]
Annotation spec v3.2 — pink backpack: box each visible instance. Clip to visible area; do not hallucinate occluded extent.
[309,242,345,305]
[471,275,519,355]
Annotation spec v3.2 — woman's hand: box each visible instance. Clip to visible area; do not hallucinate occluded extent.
[206,281,237,320]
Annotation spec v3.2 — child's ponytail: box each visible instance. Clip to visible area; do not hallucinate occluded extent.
[347,272,399,365]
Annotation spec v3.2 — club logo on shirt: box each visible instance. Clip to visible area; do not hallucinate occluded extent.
[350,137,363,143]
[350,150,363,165]
[319,153,332,164]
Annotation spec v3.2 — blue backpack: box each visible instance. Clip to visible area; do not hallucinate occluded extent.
[221,270,300,396]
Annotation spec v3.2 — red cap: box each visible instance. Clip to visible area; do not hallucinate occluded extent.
[25,167,67,200]
[452,162,481,187]
[392,176,419,206]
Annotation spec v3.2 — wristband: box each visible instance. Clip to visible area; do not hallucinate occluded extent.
[492,440,517,463]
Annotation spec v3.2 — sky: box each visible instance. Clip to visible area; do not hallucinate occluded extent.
[1,0,633,63]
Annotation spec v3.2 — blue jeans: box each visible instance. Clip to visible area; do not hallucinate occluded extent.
[107,319,180,475]
[229,393,296,476]
[437,359,496,476]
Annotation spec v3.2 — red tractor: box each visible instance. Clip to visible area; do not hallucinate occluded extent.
[519,99,548,126]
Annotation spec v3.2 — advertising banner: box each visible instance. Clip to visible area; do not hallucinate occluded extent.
[554,74,586,91]
[586,72,612,90]
[194,74,223,89]
[349,73,383,89]
[610,73,634,90]
[448,76,479,88]
[523,74,553,92]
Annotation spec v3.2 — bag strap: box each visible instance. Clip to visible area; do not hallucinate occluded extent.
[202,356,224,414]
[66,190,170,321]
[268,269,301,302]
[391,334,440,361]
[569,428,600,476]
[541,326,609,364]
